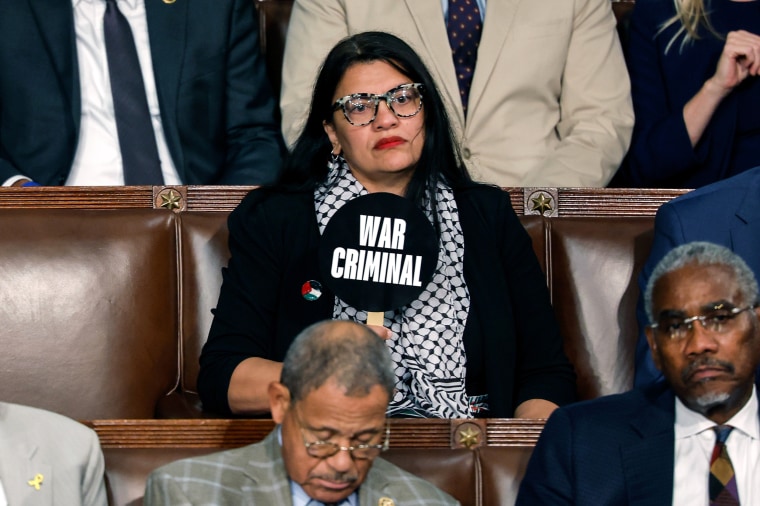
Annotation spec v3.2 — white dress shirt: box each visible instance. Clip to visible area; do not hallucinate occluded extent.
[0,480,7,506]
[673,386,760,506]
[68,0,180,185]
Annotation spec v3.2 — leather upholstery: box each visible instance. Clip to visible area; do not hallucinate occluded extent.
[0,209,179,419]
[0,206,655,419]
[549,217,654,399]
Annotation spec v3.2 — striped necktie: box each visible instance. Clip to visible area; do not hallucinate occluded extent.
[446,0,482,115]
[103,0,164,185]
[709,425,740,505]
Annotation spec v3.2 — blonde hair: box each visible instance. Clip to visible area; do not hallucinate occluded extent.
[659,0,723,54]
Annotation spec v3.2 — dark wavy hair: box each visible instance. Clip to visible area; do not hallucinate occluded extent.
[279,31,470,209]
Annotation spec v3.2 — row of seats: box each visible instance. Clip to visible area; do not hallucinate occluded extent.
[95,418,539,506]
[0,185,684,421]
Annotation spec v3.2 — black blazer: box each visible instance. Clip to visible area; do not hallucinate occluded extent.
[0,0,284,185]
[198,184,576,416]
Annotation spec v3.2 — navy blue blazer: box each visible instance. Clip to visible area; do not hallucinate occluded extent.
[633,166,760,388]
[0,0,284,185]
[518,383,760,505]
[618,0,760,188]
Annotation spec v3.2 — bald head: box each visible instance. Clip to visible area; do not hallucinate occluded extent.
[280,320,395,404]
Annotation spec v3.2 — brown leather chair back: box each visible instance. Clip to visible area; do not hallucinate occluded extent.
[0,209,179,419]
[177,213,230,396]
[549,217,654,399]
[255,0,294,103]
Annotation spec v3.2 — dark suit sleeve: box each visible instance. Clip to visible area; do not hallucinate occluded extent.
[633,202,685,388]
[217,0,284,184]
[516,409,575,505]
[624,0,699,185]
[499,195,577,408]
[0,152,23,185]
[197,192,283,414]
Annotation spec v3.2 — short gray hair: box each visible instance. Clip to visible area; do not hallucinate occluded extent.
[281,320,395,403]
[645,241,759,323]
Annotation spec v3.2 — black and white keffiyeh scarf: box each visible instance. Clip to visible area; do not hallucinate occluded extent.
[314,157,473,418]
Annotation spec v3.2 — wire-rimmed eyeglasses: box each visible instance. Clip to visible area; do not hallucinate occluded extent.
[295,415,390,460]
[648,304,757,340]
[332,83,424,126]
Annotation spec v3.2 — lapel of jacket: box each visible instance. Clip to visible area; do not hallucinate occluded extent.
[403,0,465,131]
[730,173,760,276]
[26,0,81,132]
[0,433,53,505]
[620,388,676,506]
[465,0,521,122]
[358,461,392,506]
[145,0,187,174]
[240,429,294,505]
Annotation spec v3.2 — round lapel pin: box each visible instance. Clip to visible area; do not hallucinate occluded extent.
[301,280,322,301]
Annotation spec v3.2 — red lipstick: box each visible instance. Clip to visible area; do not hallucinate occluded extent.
[375,136,405,149]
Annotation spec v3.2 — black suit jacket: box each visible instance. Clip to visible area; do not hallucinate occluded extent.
[0,0,284,185]
[198,184,577,416]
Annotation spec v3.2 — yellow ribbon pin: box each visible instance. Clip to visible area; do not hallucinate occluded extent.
[378,498,395,506]
[27,474,44,490]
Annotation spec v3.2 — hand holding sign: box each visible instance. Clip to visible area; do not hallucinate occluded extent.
[319,193,439,330]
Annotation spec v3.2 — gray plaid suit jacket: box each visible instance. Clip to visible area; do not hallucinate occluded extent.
[144,429,460,505]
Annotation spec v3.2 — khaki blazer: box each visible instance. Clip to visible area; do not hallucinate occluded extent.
[0,403,106,506]
[281,0,633,187]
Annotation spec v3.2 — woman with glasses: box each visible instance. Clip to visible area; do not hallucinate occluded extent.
[198,31,576,419]
[616,0,760,188]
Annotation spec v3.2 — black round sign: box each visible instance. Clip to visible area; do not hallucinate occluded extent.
[318,193,438,312]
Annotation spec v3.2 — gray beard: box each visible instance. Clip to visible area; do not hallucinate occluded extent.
[692,391,731,411]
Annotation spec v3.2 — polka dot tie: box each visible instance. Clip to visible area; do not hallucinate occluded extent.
[446,0,482,115]
[709,426,740,505]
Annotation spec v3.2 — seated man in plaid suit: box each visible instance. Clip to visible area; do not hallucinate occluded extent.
[145,320,458,506]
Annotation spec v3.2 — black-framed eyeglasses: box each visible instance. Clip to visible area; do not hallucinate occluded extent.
[332,83,424,126]
[648,303,757,341]
[294,411,390,460]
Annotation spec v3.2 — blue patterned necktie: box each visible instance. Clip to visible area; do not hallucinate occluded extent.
[103,0,164,185]
[709,425,740,505]
[446,0,482,115]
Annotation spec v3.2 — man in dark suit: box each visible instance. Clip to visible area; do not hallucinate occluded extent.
[517,242,760,505]
[634,166,760,388]
[0,0,284,187]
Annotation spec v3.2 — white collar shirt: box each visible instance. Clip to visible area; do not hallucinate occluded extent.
[673,386,760,506]
[441,0,486,21]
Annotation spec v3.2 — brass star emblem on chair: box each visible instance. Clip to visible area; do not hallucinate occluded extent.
[159,189,182,210]
[531,193,554,215]
[458,426,480,449]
